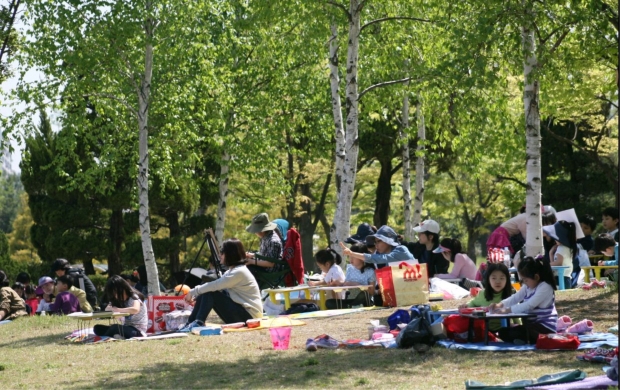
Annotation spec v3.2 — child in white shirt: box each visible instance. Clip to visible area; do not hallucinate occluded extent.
[308,248,345,299]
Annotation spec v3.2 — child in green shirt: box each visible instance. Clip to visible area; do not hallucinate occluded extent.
[459,263,516,331]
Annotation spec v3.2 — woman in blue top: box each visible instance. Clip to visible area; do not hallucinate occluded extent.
[341,225,415,266]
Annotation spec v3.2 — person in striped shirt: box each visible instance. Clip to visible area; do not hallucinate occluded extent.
[490,256,557,344]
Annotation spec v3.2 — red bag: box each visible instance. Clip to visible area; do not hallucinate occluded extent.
[443,314,498,343]
[146,295,193,333]
[536,333,580,350]
[376,262,429,307]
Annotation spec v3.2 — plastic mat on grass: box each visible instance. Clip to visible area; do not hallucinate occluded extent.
[437,333,618,351]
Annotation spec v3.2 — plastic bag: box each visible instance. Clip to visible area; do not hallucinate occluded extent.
[430,277,470,300]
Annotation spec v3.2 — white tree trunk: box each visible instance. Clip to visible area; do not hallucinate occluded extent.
[328,22,346,251]
[215,151,230,245]
[522,5,543,257]
[138,5,161,296]
[401,89,413,241]
[413,95,426,227]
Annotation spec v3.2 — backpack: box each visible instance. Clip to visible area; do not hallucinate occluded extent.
[395,304,435,348]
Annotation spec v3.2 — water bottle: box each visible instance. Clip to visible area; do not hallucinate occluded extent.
[503,247,511,269]
[40,311,46,316]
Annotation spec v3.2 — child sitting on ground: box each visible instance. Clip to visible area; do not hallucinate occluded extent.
[24,284,38,315]
[35,276,55,314]
[65,275,93,313]
[545,220,577,289]
[48,275,82,315]
[326,244,376,309]
[94,275,147,339]
[459,263,515,332]
[490,256,557,344]
[596,233,618,280]
[307,248,345,302]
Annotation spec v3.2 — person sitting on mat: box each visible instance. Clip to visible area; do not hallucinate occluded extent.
[490,256,557,344]
[340,225,415,266]
[0,270,28,321]
[433,238,477,281]
[48,275,82,315]
[326,243,376,309]
[458,263,516,332]
[93,275,148,339]
[179,238,263,331]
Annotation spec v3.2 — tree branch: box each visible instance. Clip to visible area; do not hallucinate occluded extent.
[312,173,332,231]
[548,29,569,56]
[85,93,138,117]
[326,1,351,21]
[0,0,21,66]
[496,175,527,189]
[360,16,432,33]
[358,76,421,101]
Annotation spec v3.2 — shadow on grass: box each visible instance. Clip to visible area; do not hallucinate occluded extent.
[61,348,421,389]
[0,330,68,349]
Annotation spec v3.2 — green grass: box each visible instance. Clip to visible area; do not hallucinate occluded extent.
[0,288,617,389]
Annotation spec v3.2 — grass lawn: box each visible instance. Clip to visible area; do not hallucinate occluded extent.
[0,288,617,389]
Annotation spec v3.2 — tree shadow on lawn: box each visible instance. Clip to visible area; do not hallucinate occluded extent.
[0,329,70,349]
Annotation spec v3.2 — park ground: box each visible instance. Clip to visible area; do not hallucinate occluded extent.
[0,288,617,389]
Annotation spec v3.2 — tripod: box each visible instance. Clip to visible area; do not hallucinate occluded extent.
[175,228,224,296]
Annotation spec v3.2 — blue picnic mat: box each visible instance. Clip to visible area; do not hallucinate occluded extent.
[436,333,618,351]
[0,320,11,325]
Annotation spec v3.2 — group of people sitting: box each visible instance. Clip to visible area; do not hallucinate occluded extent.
[2,207,617,343]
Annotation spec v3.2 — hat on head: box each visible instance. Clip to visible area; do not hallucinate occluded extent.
[368,225,400,247]
[432,245,451,254]
[246,213,278,234]
[543,221,571,247]
[273,219,289,242]
[413,219,440,235]
[38,276,54,288]
[345,223,375,244]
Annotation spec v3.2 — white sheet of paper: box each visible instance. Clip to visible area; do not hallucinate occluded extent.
[555,208,584,239]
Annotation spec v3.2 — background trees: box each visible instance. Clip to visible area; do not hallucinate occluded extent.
[0,0,616,281]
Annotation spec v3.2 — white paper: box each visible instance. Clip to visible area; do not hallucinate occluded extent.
[555,208,584,239]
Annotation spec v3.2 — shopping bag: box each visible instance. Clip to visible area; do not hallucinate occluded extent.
[147,295,193,333]
[376,262,429,307]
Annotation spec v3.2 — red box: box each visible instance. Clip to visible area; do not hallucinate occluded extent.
[147,295,193,333]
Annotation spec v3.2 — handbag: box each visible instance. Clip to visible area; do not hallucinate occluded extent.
[396,305,435,348]
[376,262,429,307]
[536,333,580,350]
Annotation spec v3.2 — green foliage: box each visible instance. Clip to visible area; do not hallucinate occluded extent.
[0,173,22,233]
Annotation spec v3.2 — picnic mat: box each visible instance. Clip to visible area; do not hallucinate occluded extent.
[66,328,188,343]
[0,320,11,326]
[207,318,306,333]
[286,306,388,320]
[524,375,617,389]
[437,333,618,351]
[466,369,586,389]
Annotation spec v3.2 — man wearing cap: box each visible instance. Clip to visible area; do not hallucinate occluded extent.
[245,213,284,272]
[402,219,449,278]
[345,223,376,245]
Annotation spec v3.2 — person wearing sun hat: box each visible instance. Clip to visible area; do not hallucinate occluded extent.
[401,219,449,278]
[245,213,284,272]
[340,225,415,266]
[36,276,56,314]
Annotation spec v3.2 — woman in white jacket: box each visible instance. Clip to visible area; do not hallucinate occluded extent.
[178,238,263,331]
